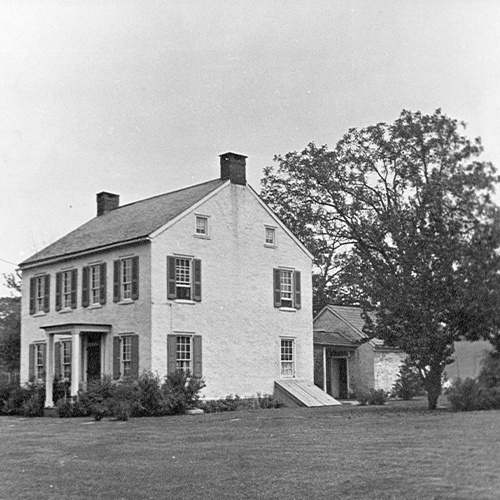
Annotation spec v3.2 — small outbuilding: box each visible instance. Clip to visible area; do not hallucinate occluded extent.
[313,305,405,399]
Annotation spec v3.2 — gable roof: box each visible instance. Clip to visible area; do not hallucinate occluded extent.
[20,178,226,268]
[315,305,385,348]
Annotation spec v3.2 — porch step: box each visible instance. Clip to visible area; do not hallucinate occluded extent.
[274,380,342,407]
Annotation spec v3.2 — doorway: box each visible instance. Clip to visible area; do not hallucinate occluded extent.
[328,357,348,399]
[86,333,101,382]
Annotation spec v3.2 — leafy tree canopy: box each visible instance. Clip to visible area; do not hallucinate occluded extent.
[261,109,500,409]
[0,272,21,372]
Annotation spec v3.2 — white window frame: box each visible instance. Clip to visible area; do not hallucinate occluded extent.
[175,257,193,300]
[265,226,277,247]
[35,276,45,313]
[176,335,192,372]
[35,343,45,380]
[280,338,295,378]
[121,258,133,301]
[122,336,132,377]
[280,269,293,308]
[195,215,209,237]
[62,271,73,309]
[90,265,101,305]
[62,341,71,380]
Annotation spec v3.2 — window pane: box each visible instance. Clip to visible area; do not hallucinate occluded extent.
[280,270,293,306]
[122,259,132,300]
[281,339,294,377]
[91,265,101,304]
[176,336,191,371]
[175,258,191,299]
[122,337,132,376]
[63,271,72,308]
[266,227,275,245]
[196,217,208,235]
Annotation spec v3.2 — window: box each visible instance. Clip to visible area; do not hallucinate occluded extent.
[265,226,276,246]
[35,344,45,380]
[176,336,191,371]
[122,336,132,377]
[56,269,77,311]
[29,274,50,314]
[82,263,106,307]
[35,277,45,312]
[113,334,139,379]
[273,269,301,309]
[91,265,101,305]
[167,256,202,302]
[113,257,139,302]
[122,258,132,300]
[62,271,73,308]
[167,335,202,376]
[280,339,295,377]
[195,215,209,236]
[62,341,71,379]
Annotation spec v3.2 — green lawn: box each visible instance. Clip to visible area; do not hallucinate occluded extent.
[1,400,499,500]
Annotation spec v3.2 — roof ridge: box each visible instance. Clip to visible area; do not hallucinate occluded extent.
[116,177,224,211]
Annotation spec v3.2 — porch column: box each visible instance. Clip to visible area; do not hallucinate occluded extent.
[71,331,81,397]
[323,347,327,392]
[44,333,55,408]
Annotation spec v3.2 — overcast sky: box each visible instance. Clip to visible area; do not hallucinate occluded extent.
[1,0,500,296]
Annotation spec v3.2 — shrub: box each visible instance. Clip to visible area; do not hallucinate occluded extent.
[137,372,166,416]
[200,393,285,413]
[446,378,486,411]
[355,389,387,406]
[392,359,425,400]
[162,370,206,415]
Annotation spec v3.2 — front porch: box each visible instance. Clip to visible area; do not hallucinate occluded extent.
[41,322,112,408]
[313,330,358,400]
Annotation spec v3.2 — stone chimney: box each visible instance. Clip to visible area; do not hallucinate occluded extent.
[220,152,247,186]
[96,192,120,216]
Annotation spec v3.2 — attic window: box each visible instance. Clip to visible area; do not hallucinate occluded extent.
[195,216,209,237]
[265,226,276,247]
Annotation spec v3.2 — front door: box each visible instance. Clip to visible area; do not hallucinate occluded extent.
[86,333,101,381]
[330,357,348,399]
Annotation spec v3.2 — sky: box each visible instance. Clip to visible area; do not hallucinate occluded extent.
[1,0,500,296]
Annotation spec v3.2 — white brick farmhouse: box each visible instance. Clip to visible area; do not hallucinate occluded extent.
[19,153,315,407]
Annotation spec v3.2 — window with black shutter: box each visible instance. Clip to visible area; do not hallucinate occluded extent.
[167,256,202,302]
[273,268,301,309]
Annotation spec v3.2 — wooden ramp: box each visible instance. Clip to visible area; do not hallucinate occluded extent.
[274,379,342,407]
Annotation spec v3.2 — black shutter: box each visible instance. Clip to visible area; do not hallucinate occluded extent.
[167,256,176,300]
[99,262,107,305]
[113,337,121,379]
[167,335,177,374]
[193,335,202,377]
[273,269,281,308]
[113,260,120,303]
[193,259,202,302]
[55,272,62,311]
[130,335,139,378]
[131,256,139,300]
[29,344,35,378]
[29,278,36,315]
[82,266,90,307]
[41,343,47,380]
[54,342,61,379]
[71,269,77,309]
[294,270,301,310]
[43,275,50,313]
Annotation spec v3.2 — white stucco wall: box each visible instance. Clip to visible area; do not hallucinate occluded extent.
[374,350,405,393]
[150,183,314,399]
[20,243,152,384]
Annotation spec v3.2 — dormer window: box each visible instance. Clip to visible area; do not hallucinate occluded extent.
[195,215,209,237]
[265,226,276,247]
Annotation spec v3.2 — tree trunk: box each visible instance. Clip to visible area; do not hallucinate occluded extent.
[425,364,443,410]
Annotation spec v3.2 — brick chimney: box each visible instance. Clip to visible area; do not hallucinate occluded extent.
[96,192,120,216]
[220,152,247,186]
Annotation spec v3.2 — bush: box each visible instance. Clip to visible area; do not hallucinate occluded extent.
[392,359,425,400]
[200,393,285,413]
[162,370,206,415]
[355,389,388,406]
[447,352,500,412]
[446,378,486,411]
[137,372,166,416]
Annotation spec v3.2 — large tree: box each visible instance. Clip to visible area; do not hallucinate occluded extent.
[0,272,21,372]
[261,109,500,409]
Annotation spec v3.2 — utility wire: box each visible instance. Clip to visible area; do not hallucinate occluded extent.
[0,258,17,266]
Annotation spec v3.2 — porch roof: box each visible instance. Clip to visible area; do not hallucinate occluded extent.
[313,330,358,348]
[40,323,112,334]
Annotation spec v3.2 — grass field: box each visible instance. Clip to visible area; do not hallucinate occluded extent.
[1,400,499,500]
